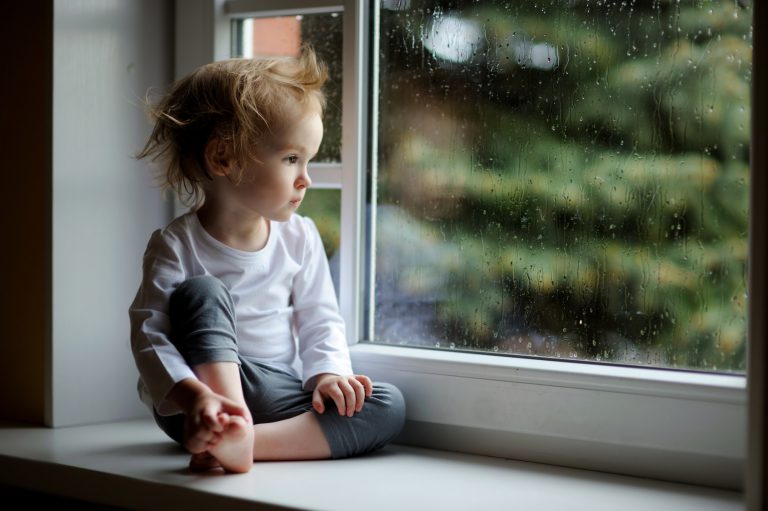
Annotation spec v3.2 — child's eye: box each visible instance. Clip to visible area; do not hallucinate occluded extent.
[285,155,299,165]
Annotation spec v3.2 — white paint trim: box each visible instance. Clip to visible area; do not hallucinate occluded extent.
[366,0,381,341]
[308,162,342,189]
[351,343,745,403]
[226,0,343,18]
[351,343,746,489]
[51,0,172,427]
[338,0,368,345]
[0,419,743,511]
[242,18,253,58]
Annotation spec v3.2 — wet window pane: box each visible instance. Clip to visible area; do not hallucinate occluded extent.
[374,1,751,372]
[300,189,341,260]
[231,13,343,162]
[300,188,342,298]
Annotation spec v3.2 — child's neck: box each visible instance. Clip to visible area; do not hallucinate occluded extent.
[196,202,270,252]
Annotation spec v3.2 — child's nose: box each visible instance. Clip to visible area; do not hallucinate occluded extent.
[296,167,312,189]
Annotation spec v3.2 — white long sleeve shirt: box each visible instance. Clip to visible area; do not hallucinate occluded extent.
[129,212,352,416]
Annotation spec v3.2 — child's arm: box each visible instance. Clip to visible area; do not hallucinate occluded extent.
[291,218,356,388]
[311,373,373,417]
[166,377,252,453]
[129,227,206,416]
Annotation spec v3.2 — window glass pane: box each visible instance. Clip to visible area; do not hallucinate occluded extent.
[300,188,342,297]
[374,0,751,372]
[300,189,341,259]
[231,12,343,162]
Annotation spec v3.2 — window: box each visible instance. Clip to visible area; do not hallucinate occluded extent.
[373,1,750,373]
[177,0,749,489]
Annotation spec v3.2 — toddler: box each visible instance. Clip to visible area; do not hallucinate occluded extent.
[129,49,405,473]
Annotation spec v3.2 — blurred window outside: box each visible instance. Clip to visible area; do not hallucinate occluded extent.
[373,0,751,375]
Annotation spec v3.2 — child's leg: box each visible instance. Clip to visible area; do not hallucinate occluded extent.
[310,382,406,458]
[169,275,404,468]
[252,412,331,460]
[238,361,406,460]
[250,382,405,460]
[189,410,331,470]
[169,276,254,472]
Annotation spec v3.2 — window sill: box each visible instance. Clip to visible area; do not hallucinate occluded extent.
[0,418,742,510]
[350,343,747,489]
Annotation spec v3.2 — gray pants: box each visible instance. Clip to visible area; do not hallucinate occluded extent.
[152,276,406,459]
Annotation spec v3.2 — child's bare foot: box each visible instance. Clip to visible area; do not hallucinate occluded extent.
[183,410,224,455]
[207,413,254,474]
[189,451,222,472]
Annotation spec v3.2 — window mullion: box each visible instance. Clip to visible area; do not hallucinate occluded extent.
[307,163,342,189]
[339,0,369,345]
[365,0,381,342]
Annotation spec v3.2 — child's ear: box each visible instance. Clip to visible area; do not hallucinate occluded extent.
[204,136,234,177]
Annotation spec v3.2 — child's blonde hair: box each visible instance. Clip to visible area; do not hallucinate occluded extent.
[137,47,327,206]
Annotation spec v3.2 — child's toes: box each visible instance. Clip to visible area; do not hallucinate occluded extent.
[207,432,222,448]
[189,452,222,472]
[222,415,250,440]
[229,415,248,428]
[184,431,210,454]
[217,412,231,427]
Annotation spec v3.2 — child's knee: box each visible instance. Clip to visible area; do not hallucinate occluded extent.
[314,381,405,458]
[371,382,406,441]
[169,276,235,329]
[171,276,231,309]
[168,276,239,362]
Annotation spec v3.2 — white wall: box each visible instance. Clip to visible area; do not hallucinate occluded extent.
[51,0,173,426]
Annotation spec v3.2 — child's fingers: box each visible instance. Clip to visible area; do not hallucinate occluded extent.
[184,410,224,454]
[349,377,366,413]
[185,435,207,454]
[229,415,248,427]
[192,424,214,442]
[338,380,356,417]
[355,374,374,397]
[203,408,223,433]
[312,388,325,414]
[207,432,222,448]
[326,385,346,416]
[185,427,212,454]
[220,398,252,425]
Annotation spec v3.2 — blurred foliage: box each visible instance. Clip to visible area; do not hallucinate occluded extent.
[299,189,341,258]
[302,13,344,163]
[375,0,751,371]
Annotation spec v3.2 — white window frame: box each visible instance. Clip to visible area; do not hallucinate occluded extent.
[176,0,755,490]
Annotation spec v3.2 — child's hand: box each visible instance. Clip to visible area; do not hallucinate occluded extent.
[311,373,373,417]
[184,391,252,454]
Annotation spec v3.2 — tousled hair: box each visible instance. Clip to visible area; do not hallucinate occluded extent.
[137,47,327,207]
